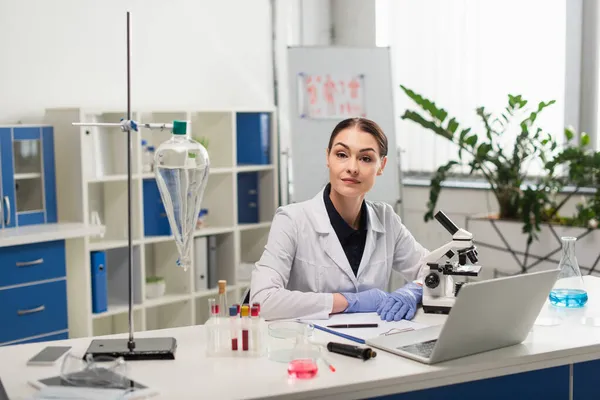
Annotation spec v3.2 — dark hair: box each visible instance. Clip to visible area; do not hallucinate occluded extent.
[327,117,388,157]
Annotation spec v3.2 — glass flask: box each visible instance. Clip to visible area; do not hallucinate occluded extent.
[155,120,209,271]
[549,236,588,308]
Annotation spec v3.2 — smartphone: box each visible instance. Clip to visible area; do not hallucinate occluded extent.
[26,346,71,366]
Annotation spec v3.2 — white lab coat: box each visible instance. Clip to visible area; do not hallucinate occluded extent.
[250,188,430,320]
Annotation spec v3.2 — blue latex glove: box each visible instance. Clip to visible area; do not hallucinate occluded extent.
[341,288,389,313]
[376,282,422,321]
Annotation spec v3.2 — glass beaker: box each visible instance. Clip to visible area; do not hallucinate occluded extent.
[549,236,588,308]
[287,324,320,379]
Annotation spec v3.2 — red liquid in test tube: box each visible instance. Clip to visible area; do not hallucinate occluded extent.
[241,305,250,351]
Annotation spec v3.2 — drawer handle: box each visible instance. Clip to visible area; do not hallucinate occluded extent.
[3,196,9,225]
[17,305,46,316]
[16,258,44,267]
[249,202,257,208]
[248,189,257,195]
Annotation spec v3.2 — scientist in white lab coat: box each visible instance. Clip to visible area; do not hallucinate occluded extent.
[250,117,429,321]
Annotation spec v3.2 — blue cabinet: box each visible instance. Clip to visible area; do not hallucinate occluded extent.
[0,240,69,346]
[236,112,271,165]
[0,126,57,228]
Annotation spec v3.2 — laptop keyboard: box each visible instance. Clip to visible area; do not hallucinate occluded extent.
[397,339,438,358]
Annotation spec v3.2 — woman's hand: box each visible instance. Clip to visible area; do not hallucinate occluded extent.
[332,293,349,314]
[338,289,389,313]
[377,282,422,321]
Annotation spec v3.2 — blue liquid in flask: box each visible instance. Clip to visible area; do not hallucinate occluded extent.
[549,288,588,308]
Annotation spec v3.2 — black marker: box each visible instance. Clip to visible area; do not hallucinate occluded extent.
[326,342,377,360]
[327,323,378,329]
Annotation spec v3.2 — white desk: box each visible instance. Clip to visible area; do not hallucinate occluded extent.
[0,222,105,248]
[3,276,600,400]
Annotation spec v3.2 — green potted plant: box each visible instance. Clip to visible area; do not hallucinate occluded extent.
[194,136,209,151]
[145,276,166,299]
[399,86,600,276]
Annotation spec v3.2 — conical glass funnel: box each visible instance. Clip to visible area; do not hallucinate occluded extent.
[549,236,588,308]
[154,120,209,271]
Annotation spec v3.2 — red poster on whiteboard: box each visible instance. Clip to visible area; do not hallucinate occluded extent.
[298,73,366,119]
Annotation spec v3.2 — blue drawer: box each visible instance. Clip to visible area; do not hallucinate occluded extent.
[2,331,68,346]
[0,280,68,344]
[0,240,66,287]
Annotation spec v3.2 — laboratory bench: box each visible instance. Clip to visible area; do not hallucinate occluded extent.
[3,276,600,399]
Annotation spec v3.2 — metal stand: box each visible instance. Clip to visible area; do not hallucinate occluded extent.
[73,11,176,361]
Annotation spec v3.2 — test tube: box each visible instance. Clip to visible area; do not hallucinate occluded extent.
[241,305,250,351]
[218,280,228,317]
[250,304,260,353]
[229,305,239,351]
[207,298,220,354]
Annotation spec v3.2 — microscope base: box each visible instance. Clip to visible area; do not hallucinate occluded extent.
[423,304,452,314]
[422,295,455,315]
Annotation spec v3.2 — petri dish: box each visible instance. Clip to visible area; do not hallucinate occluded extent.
[267,321,317,363]
[268,321,314,339]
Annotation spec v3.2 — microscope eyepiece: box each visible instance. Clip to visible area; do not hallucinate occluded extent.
[434,211,459,235]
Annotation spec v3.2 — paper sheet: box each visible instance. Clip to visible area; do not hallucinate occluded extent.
[300,313,429,341]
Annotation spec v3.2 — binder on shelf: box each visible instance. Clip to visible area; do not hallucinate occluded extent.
[143,179,171,236]
[236,112,270,165]
[237,172,259,224]
[194,237,208,291]
[90,251,108,314]
[207,236,218,289]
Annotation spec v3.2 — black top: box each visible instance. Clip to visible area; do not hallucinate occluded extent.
[323,183,368,277]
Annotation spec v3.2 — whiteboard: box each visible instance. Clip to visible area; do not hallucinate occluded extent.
[286,46,400,207]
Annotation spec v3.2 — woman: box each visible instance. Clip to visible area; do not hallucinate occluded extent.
[250,117,429,321]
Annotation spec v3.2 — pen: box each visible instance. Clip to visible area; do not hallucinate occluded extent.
[326,323,378,328]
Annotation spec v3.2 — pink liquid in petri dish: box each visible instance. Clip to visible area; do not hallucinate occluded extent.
[288,359,318,379]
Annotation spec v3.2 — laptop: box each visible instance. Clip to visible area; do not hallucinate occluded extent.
[366,269,560,364]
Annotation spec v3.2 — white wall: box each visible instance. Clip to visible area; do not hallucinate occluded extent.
[0,0,274,123]
[275,0,332,205]
[331,0,376,46]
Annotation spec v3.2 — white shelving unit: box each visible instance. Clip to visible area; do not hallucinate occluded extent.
[45,107,278,338]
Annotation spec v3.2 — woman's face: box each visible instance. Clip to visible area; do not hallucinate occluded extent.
[326,127,387,199]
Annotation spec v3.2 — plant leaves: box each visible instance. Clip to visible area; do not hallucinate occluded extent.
[446,118,459,135]
[465,135,478,147]
[581,133,590,147]
[425,161,459,222]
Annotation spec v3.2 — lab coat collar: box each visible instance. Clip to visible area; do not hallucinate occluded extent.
[309,186,386,285]
[309,187,385,234]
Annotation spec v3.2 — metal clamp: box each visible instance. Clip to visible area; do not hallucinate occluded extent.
[17,305,45,316]
[16,259,44,267]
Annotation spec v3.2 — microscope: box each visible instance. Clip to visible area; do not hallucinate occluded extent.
[422,211,482,314]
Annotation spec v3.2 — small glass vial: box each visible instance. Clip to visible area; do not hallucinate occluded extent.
[229,305,239,351]
[240,305,250,352]
[218,280,228,317]
[206,298,221,355]
[250,304,261,353]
